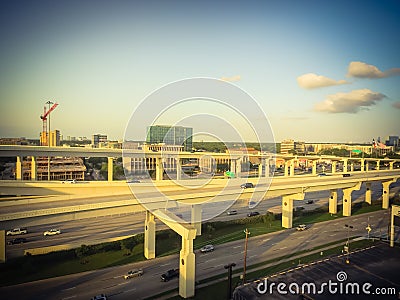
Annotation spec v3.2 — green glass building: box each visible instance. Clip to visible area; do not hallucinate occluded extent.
[146,125,193,152]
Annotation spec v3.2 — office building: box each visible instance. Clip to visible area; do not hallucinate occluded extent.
[146,125,193,152]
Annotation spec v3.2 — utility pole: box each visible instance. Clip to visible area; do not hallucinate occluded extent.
[243,228,250,284]
[46,101,53,181]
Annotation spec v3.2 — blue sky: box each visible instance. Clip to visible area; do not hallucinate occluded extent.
[0,0,399,143]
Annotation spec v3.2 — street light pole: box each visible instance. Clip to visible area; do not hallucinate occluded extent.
[344,224,353,264]
[45,101,54,181]
[243,228,250,284]
[224,263,236,300]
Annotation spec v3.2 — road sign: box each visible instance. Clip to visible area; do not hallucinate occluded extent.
[352,149,362,153]
[225,171,235,178]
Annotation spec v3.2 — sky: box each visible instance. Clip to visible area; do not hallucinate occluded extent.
[0,0,399,143]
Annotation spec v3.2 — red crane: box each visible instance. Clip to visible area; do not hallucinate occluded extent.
[40,102,58,146]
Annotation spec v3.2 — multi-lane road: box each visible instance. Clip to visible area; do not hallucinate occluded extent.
[1,209,398,300]
[4,180,399,259]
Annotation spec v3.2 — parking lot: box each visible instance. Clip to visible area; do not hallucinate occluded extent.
[233,242,400,299]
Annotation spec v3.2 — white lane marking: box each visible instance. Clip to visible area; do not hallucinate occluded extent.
[160,263,170,267]
[62,287,76,292]
[329,234,337,237]
[262,238,270,242]
[125,288,136,293]
[233,245,241,249]
[62,296,76,300]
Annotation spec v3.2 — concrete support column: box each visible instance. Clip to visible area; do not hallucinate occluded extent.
[31,156,37,181]
[156,157,164,181]
[351,164,354,172]
[235,158,241,178]
[332,161,337,174]
[16,156,22,180]
[382,180,395,209]
[0,230,5,263]
[144,211,156,259]
[179,235,196,298]
[282,193,305,229]
[376,160,380,171]
[284,161,289,177]
[107,157,113,181]
[258,162,263,178]
[312,160,317,175]
[343,159,348,172]
[365,182,372,205]
[342,183,361,217]
[329,190,338,214]
[365,162,369,172]
[191,204,202,236]
[265,158,269,177]
[289,160,295,176]
[389,162,394,170]
[176,158,182,180]
[258,158,267,177]
[361,159,365,172]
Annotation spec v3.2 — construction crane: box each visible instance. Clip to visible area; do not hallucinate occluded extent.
[40,102,58,146]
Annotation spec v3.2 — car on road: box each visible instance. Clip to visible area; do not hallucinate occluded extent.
[7,237,27,245]
[127,179,141,183]
[91,294,107,300]
[317,173,327,177]
[62,179,76,184]
[296,224,307,231]
[124,268,144,279]
[43,229,61,236]
[6,228,27,236]
[161,269,179,282]
[247,211,260,217]
[342,173,351,177]
[240,183,254,189]
[200,244,214,253]
[226,210,237,215]
[305,200,314,204]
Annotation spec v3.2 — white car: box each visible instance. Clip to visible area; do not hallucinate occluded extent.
[124,269,144,279]
[91,294,107,300]
[6,228,27,236]
[62,179,76,184]
[200,244,215,253]
[296,224,307,231]
[43,229,61,236]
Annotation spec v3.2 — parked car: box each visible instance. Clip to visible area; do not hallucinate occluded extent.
[6,228,27,236]
[296,224,307,231]
[200,244,214,253]
[161,269,179,282]
[124,269,144,279]
[317,173,327,177]
[91,294,107,300]
[7,237,27,245]
[342,173,351,177]
[305,200,314,204]
[226,210,237,215]
[247,211,260,217]
[43,229,61,236]
[240,183,254,189]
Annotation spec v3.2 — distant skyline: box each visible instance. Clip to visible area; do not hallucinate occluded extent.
[0,0,399,143]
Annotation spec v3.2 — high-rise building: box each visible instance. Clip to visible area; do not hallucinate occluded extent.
[92,134,107,148]
[40,130,60,146]
[385,136,399,148]
[146,125,193,152]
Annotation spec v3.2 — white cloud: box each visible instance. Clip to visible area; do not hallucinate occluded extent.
[347,61,400,78]
[314,89,386,113]
[297,73,348,89]
[393,101,400,109]
[220,75,241,82]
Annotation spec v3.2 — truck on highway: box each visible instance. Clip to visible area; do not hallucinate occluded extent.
[6,228,27,236]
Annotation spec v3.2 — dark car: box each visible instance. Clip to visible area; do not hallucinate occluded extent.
[7,237,27,245]
[342,173,351,177]
[161,269,179,282]
[240,183,254,189]
[306,200,314,204]
[247,211,260,217]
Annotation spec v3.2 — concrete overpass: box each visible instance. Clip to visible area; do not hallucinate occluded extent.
[1,146,400,298]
